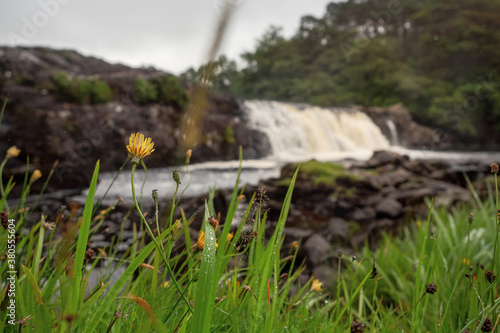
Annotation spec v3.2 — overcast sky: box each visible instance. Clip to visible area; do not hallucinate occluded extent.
[0,0,335,74]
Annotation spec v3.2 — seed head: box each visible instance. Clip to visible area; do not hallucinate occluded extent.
[350,319,366,333]
[425,283,437,294]
[208,216,218,230]
[478,317,493,332]
[490,163,499,174]
[370,265,378,279]
[485,270,496,283]
[151,189,158,201]
[84,248,96,260]
[1,211,8,229]
[172,169,181,185]
[468,213,474,224]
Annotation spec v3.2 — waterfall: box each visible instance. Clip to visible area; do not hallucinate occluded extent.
[243,100,390,161]
[385,119,399,145]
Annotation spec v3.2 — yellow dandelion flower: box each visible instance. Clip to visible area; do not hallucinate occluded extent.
[196,230,219,250]
[6,146,20,158]
[31,169,42,182]
[126,132,155,164]
[311,278,323,292]
[197,230,205,250]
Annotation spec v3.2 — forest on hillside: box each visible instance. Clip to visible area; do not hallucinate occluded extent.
[182,0,500,143]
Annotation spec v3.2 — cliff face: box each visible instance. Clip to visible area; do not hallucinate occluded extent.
[0,46,269,190]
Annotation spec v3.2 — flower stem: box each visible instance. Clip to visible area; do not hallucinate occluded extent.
[131,163,192,312]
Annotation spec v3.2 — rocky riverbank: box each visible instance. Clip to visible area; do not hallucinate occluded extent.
[0,46,269,193]
[2,46,445,195]
[12,149,496,289]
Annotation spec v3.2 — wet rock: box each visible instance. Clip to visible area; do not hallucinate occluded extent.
[350,206,376,221]
[366,150,412,170]
[283,227,313,240]
[304,234,331,265]
[312,265,337,290]
[0,46,269,192]
[351,219,394,248]
[362,103,438,148]
[375,197,403,217]
[326,218,350,241]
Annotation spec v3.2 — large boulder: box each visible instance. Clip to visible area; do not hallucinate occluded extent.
[363,103,437,148]
[0,46,270,191]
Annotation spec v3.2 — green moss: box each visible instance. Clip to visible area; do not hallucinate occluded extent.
[278,160,363,187]
[152,75,188,109]
[300,160,362,186]
[134,77,158,105]
[91,79,114,104]
[133,75,188,109]
[51,71,113,104]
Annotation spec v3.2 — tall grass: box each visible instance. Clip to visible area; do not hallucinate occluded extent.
[0,119,499,330]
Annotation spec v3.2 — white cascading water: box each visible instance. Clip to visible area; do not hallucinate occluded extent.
[385,119,399,145]
[243,100,390,161]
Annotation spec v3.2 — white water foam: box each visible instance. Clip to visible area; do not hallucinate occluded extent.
[243,100,390,162]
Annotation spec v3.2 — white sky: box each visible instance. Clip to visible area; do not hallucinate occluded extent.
[0,0,336,74]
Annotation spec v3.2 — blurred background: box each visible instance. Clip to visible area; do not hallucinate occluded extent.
[1,0,499,197]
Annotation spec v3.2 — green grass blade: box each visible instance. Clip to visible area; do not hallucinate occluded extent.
[83,226,171,332]
[66,161,100,317]
[21,265,43,305]
[192,202,218,333]
[34,304,52,333]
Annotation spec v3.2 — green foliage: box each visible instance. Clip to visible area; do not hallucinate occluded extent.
[134,77,158,105]
[279,160,362,186]
[90,79,114,104]
[1,114,499,331]
[199,0,500,139]
[153,75,188,109]
[134,75,188,109]
[51,71,114,104]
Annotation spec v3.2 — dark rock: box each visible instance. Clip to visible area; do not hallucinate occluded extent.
[326,218,350,241]
[0,46,269,192]
[350,206,376,221]
[283,227,314,240]
[312,265,337,289]
[351,219,394,248]
[375,197,403,217]
[362,103,438,148]
[366,150,412,170]
[304,234,331,265]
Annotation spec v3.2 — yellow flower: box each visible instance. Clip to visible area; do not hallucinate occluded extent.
[6,146,20,158]
[196,230,219,250]
[31,169,42,182]
[126,132,155,164]
[226,232,234,242]
[197,230,205,250]
[311,278,323,292]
